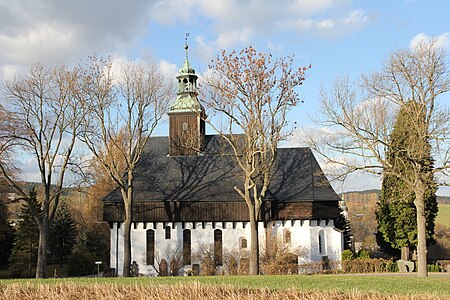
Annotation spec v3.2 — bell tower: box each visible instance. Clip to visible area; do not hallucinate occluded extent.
[168,34,206,156]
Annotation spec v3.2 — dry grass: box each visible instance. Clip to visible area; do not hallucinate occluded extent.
[0,281,447,300]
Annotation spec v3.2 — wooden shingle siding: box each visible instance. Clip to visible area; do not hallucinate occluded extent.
[274,202,313,219]
[274,201,339,220]
[103,200,339,223]
[104,201,249,222]
[169,113,200,156]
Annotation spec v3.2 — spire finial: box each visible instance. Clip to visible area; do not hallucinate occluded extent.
[184,31,190,61]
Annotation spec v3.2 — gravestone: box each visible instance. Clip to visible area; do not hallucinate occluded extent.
[397,260,414,272]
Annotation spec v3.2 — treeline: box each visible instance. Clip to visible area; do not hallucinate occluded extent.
[0,184,110,278]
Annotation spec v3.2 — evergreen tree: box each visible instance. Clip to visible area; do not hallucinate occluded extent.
[0,199,15,269]
[84,227,109,265]
[48,202,77,266]
[66,227,109,277]
[376,101,438,259]
[8,188,40,277]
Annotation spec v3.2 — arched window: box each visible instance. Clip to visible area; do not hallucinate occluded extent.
[284,230,291,244]
[241,238,248,249]
[165,225,171,239]
[214,229,223,266]
[183,229,191,265]
[318,230,326,254]
[146,229,155,265]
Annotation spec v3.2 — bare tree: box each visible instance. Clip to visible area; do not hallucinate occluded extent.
[302,38,450,277]
[79,56,172,277]
[0,64,86,278]
[0,106,21,183]
[202,47,309,275]
[149,244,184,276]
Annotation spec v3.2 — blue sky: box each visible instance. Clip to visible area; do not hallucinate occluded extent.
[1,0,449,194]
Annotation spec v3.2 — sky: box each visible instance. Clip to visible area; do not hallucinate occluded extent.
[1,0,449,194]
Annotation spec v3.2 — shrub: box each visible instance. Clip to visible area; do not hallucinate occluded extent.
[357,250,369,259]
[428,264,443,272]
[222,249,246,275]
[342,250,354,261]
[260,231,306,275]
[342,258,396,273]
[66,244,97,277]
[192,243,217,276]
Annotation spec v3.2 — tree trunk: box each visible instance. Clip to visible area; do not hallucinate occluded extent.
[400,246,410,261]
[36,218,48,278]
[122,186,133,277]
[414,181,428,277]
[28,241,33,277]
[248,203,259,275]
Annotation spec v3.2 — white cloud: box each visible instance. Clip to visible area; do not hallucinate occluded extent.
[0,0,155,82]
[331,171,381,194]
[14,156,41,183]
[0,1,375,81]
[410,32,450,51]
[149,0,195,26]
[282,9,372,38]
[267,41,284,52]
[0,64,23,82]
[194,35,215,64]
[147,0,374,61]
[158,59,178,79]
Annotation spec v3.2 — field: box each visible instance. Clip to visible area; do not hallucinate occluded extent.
[1,275,449,300]
[437,204,450,228]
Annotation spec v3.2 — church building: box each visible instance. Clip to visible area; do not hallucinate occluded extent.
[103,47,343,276]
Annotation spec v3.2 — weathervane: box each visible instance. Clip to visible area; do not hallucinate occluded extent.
[184,31,190,61]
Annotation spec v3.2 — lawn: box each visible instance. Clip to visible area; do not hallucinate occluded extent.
[437,204,450,228]
[0,275,449,299]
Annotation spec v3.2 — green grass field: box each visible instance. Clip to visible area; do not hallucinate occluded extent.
[1,275,449,298]
[437,204,450,228]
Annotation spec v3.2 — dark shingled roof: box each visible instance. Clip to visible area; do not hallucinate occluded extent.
[103,135,340,203]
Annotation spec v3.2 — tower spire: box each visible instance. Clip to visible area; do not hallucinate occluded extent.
[168,34,206,156]
[184,31,190,62]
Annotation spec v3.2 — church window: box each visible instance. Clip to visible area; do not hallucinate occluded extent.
[183,229,191,265]
[214,229,223,265]
[165,225,171,239]
[284,230,291,244]
[182,122,188,131]
[241,238,247,249]
[318,230,326,254]
[146,229,155,265]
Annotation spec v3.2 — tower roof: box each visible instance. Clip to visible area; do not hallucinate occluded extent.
[178,58,196,75]
[169,93,203,113]
[169,33,203,114]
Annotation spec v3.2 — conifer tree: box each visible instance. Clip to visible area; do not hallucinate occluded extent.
[0,199,15,269]
[49,202,77,266]
[8,188,40,277]
[376,101,438,259]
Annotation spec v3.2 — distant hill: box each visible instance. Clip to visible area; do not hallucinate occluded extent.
[340,189,450,229]
[1,181,83,222]
[341,190,450,205]
[438,195,450,204]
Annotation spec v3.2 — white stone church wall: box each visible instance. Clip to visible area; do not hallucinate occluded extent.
[110,219,342,276]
